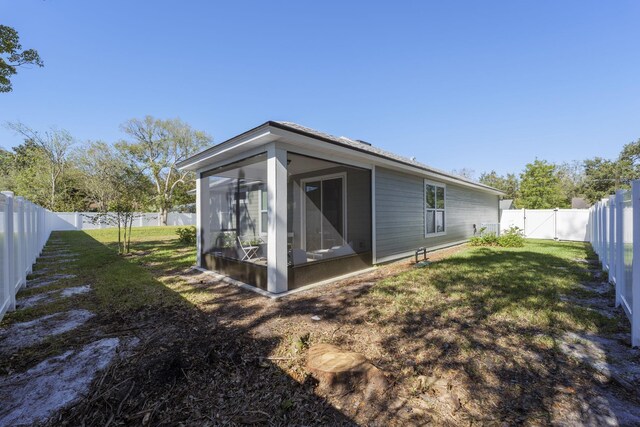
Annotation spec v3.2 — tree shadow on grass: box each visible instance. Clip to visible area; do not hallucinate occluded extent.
[36,232,355,426]
[50,234,640,425]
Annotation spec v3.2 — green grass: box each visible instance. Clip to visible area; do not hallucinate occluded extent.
[370,240,617,337]
[3,226,194,325]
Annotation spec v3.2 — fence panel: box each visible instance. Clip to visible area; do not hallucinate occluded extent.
[0,192,52,321]
[43,212,195,231]
[500,209,590,242]
[0,194,9,318]
[590,183,640,347]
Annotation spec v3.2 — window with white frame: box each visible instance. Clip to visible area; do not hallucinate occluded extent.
[425,181,446,236]
[259,188,268,235]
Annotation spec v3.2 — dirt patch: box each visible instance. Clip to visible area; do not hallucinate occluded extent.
[0,337,122,426]
[0,309,94,354]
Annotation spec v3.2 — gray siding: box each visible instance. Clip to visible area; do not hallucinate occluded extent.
[375,167,499,260]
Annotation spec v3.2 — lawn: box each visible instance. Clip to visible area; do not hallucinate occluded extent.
[2,227,636,425]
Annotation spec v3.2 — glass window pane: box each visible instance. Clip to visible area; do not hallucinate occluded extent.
[322,178,344,248]
[436,211,445,232]
[261,212,268,234]
[426,185,435,209]
[261,188,267,210]
[205,152,268,262]
[436,186,445,209]
[426,210,435,234]
[305,181,322,251]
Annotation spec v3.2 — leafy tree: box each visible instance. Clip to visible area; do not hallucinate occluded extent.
[0,25,43,92]
[0,147,13,189]
[6,122,75,210]
[78,142,150,253]
[519,159,569,209]
[580,157,633,204]
[479,171,519,201]
[117,116,211,225]
[619,138,640,176]
[556,161,585,203]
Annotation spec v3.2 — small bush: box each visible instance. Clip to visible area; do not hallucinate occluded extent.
[469,232,500,246]
[498,226,525,247]
[470,226,524,248]
[176,226,196,245]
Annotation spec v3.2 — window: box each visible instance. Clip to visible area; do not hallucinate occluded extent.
[425,181,445,236]
[259,188,268,235]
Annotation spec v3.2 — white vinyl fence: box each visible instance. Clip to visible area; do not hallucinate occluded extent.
[1,192,53,321]
[49,212,195,231]
[501,209,591,241]
[590,182,640,347]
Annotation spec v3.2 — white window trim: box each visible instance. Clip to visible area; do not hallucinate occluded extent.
[424,179,446,238]
[300,172,348,250]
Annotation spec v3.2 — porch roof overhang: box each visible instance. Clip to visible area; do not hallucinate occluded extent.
[177,121,505,196]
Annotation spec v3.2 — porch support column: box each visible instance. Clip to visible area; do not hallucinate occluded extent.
[267,143,288,293]
[196,172,210,268]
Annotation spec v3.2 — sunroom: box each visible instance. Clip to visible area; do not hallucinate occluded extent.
[178,121,501,295]
[179,122,373,294]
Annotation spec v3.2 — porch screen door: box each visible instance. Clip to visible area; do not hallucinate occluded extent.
[304,177,344,251]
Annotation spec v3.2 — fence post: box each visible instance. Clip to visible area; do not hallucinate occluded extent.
[631,181,640,347]
[2,192,15,311]
[609,195,616,281]
[14,197,26,290]
[74,212,82,230]
[27,202,34,270]
[615,191,624,307]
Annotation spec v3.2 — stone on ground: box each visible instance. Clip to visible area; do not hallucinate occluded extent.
[16,285,92,309]
[27,274,77,289]
[38,252,78,259]
[306,343,388,403]
[0,338,121,426]
[0,309,94,354]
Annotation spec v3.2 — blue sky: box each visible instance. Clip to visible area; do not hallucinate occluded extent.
[1,1,638,177]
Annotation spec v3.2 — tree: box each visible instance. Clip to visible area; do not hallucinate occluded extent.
[451,168,476,181]
[556,161,585,202]
[0,25,43,92]
[78,141,151,253]
[117,116,211,225]
[519,159,569,209]
[0,147,13,189]
[479,171,519,201]
[6,122,75,210]
[580,157,630,204]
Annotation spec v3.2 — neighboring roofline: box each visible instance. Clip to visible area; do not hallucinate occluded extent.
[177,121,505,196]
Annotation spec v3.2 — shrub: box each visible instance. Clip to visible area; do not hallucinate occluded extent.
[469,232,500,246]
[498,226,525,247]
[176,226,196,245]
[469,226,524,248]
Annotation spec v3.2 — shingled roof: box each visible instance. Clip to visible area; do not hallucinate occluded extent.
[270,121,500,193]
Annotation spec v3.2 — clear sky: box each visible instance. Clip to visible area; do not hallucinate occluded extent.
[1,1,638,177]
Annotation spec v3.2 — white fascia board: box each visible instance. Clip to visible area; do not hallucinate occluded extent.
[194,145,272,176]
[178,129,277,172]
[276,140,373,170]
[271,127,503,196]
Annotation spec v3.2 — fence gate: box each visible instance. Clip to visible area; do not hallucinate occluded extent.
[500,209,590,242]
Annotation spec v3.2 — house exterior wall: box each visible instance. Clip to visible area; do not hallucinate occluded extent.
[375,167,500,261]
